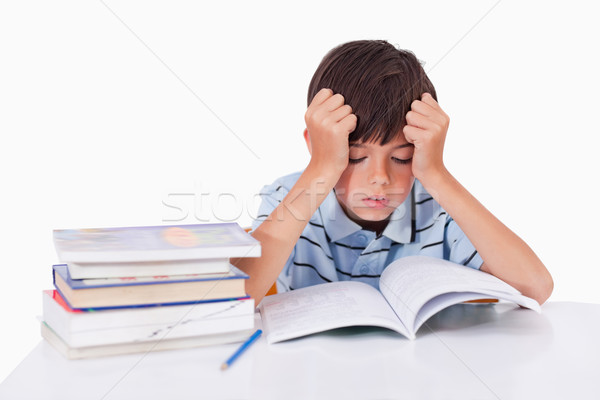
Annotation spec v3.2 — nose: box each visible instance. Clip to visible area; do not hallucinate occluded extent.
[368,160,390,185]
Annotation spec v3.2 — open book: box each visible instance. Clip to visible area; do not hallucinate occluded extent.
[259,256,541,343]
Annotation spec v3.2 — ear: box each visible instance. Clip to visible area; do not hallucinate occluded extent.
[303,128,312,155]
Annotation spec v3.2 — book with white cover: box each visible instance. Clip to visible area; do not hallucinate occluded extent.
[259,256,541,343]
[41,322,254,360]
[42,290,255,347]
[67,258,231,279]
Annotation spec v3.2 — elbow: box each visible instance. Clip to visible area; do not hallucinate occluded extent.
[531,270,554,306]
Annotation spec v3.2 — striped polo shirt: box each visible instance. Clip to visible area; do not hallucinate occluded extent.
[252,171,483,293]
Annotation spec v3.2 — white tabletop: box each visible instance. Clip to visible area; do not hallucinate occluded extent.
[1,301,599,400]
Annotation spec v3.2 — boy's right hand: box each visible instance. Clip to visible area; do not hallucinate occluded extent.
[304,88,357,180]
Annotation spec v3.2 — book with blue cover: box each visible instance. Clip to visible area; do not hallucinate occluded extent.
[53,263,249,309]
[53,223,261,263]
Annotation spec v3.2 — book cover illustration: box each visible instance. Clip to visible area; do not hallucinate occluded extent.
[53,223,260,262]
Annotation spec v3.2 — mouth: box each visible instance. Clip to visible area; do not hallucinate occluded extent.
[362,196,389,209]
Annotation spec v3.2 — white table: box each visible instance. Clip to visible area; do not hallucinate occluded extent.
[1,302,599,399]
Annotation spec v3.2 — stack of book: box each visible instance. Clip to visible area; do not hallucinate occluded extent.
[41,223,260,359]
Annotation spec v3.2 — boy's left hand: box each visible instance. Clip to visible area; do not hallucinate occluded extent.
[403,93,449,185]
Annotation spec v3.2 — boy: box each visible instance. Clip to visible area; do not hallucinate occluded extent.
[234,40,553,306]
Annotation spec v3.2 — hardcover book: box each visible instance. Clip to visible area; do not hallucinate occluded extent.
[66,258,232,279]
[42,290,255,347]
[53,223,261,263]
[53,263,249,308]
[41,322,254,359]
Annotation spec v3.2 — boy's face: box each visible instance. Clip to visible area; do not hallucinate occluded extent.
[334,135,415,230]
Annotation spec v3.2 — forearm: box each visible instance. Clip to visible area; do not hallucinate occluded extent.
[424,169,553,304]
[235,88,354,304]
[233,165,338,305]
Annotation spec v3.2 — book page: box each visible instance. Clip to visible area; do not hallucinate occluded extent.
[416,289,540,334]
[379,256,541,337]
[259,281,410,344]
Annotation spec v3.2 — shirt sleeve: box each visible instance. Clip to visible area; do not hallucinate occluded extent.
[251,180,288,231]
[444,216,484,270]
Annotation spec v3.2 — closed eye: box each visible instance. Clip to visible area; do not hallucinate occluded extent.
[348,157,366,164]
[392,157,412,165]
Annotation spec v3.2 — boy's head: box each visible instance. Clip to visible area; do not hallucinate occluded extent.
[307,40,437,231]
[307,40,436,145]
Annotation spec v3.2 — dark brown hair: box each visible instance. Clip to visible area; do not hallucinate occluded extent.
[307,40,437,144]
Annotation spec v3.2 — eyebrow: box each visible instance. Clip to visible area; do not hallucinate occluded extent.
[350,143,414,149]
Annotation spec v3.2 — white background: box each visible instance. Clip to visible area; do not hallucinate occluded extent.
[1,0,598,383]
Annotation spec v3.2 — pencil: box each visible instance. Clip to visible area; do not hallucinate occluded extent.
[220,329,262,370]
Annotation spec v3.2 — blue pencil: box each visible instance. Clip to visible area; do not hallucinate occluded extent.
[220,329,263,370]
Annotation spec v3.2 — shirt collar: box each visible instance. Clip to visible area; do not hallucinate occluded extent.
[321,190,362,242]
[381,191,413,244]
[320,188,414,244]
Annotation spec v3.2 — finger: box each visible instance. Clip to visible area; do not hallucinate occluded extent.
[411,98,448,127]
[420,93,442,111]
[402,124,426,144]
[310,88,334,107]
[322,92,346,112]
[338,113,358,134]
[405,110,438,130]
[410,99,435,118]
[330,104,353,123]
